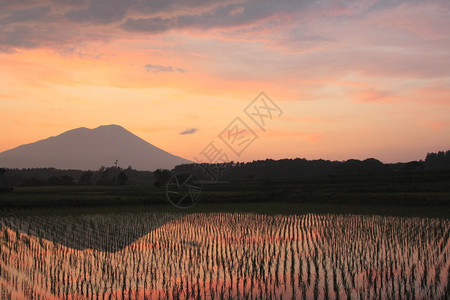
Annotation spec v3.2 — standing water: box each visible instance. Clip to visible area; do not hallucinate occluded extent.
[0,213,449,299]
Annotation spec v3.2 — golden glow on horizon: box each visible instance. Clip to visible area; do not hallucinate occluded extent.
[0,1,449,163]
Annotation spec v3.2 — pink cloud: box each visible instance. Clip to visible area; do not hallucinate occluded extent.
[422,121,450,131]
[350,88,396,103]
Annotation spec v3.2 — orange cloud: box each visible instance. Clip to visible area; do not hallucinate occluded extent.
[1,1,449,164]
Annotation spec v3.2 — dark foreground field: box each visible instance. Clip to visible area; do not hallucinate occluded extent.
[1,169,449,299]
[1,168,449,218]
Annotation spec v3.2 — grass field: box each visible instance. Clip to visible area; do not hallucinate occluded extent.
[1,169,449,218]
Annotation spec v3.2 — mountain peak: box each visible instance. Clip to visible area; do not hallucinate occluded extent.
[0,125,191,170]
[95,124,126,130]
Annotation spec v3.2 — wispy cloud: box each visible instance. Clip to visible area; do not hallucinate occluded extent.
[1,0,449,163]
[145,64,185,73]
[179,128,198,135]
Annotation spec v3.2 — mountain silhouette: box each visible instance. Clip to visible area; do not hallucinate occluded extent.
[0,125,191,170]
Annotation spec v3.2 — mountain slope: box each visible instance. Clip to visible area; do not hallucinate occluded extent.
[0,125,191,170]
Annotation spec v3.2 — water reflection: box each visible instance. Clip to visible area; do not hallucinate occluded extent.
[1,212,180,252]
[0,213,448,299]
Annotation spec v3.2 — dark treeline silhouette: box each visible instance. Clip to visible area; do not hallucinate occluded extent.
[0,168,13,192]
[425,150,450,169]
[5,168,83,187]
[1,150,449,187]
[2,166,152,187]
[174,158,387,180]
[174,149,450,180]
[153,169,172,187]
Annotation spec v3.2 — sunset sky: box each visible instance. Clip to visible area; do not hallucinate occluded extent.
[1,0,449,164]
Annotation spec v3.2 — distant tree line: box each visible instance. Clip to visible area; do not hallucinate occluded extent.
[173,158,387,181]
[2,166,153,187]
[173,149,450,180]
[1,150,448,187]
[425,150,450,169]
[0,168,13,192]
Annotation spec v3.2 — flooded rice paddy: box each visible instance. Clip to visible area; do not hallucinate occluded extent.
[0,212,449,299]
